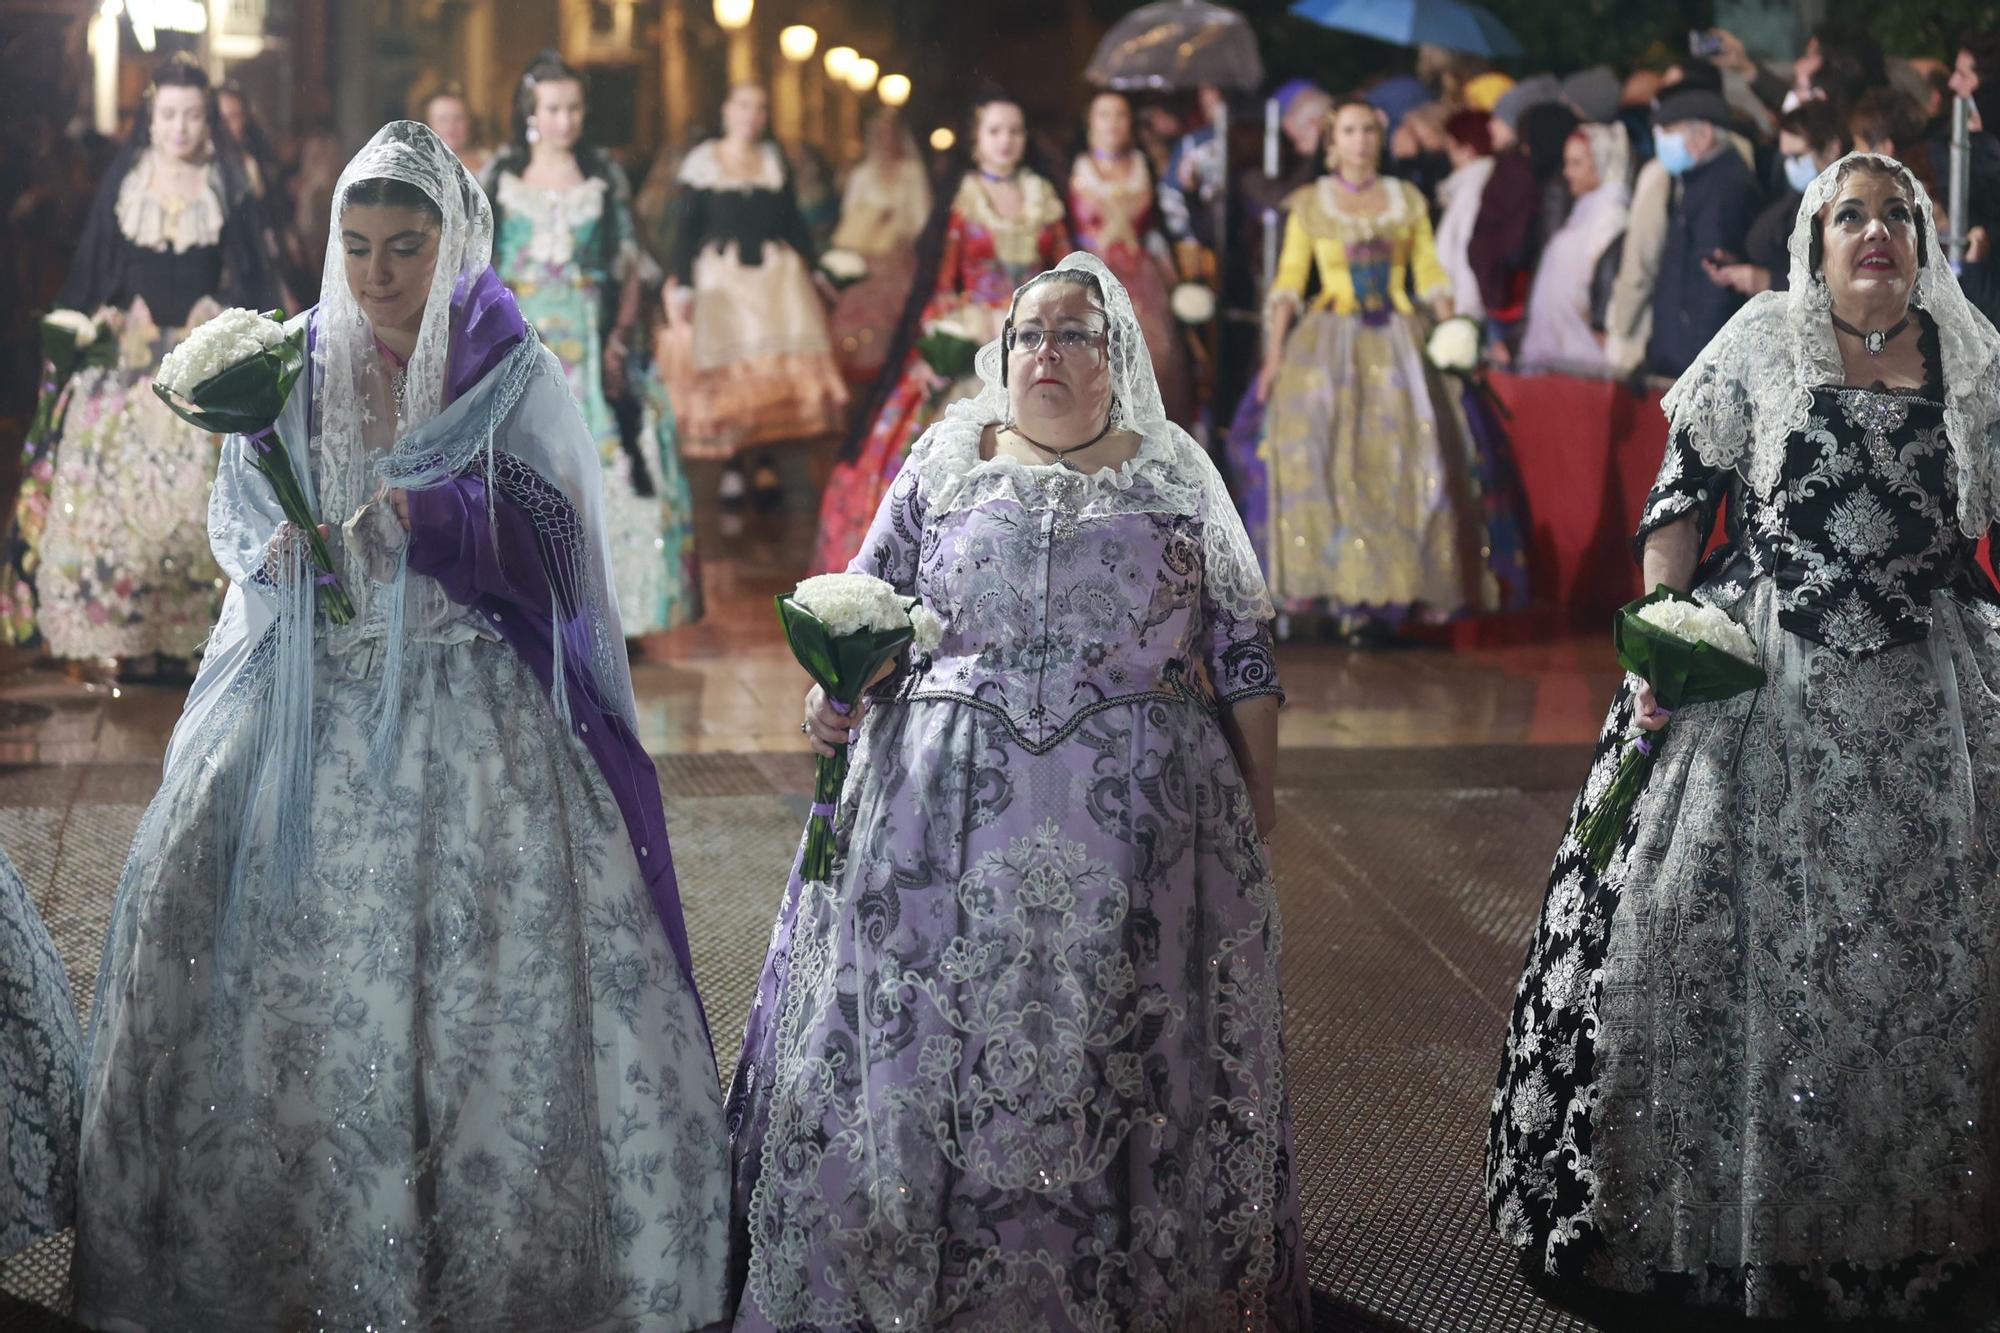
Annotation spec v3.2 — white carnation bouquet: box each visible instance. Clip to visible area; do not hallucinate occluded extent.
[1425,314,1483,374]
[5,309,121,643]
[155,306,289,395]
[818,248,870,288]
[153,307,353,623]
[1577,586,1766,872]
[1170,282,1216,325]
[777,572,944,880]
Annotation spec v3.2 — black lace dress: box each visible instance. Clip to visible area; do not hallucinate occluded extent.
[1487,323,2000,1323]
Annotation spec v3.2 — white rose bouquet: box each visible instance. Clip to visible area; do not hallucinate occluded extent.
[777,572,944,881]
[1170,282,1216,325]
[30,309,116,447]
[1425,314,1483,374]
[818,249,870,288]
[1577,586,1766,872]
[153,308,354,624]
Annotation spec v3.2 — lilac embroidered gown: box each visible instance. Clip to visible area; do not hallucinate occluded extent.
[726,421,1310,1331]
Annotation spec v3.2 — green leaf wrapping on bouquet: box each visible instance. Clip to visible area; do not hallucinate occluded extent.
[151,321,351,623]
[151,321,307,435]
[32,317,119,446]
[1578,585,1767,874]
[39,321,118,385]
[916,330,980,383]
[1612,585,1767,710]
[775,594,920,881]
[774,596,918,705]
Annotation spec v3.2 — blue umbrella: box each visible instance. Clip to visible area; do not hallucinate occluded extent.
[1288,0,1526,59]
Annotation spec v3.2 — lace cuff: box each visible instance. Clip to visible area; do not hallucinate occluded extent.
[342,498,409,586]
[1263,287,1304,325]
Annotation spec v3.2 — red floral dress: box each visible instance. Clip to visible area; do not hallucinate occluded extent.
[810,171,1067,574]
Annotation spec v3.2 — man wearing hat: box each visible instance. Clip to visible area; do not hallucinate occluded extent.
[1646,84,1762,376]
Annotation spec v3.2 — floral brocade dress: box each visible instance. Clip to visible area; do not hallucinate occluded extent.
[810,172,1068,574]
[1,845,85,1259]
[5,152,251,659]
[491,168,700,634]
[1247,178,1521,621]
[1489,341,2000,1321]
[662,140,847,456]
[1068,153,1190,425]
[729,429,1310,1331]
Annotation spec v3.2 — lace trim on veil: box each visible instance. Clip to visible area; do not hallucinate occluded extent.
[1662,152,2000,535]
[915,251,1275,623]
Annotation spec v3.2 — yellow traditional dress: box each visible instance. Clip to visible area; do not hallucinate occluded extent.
[1261,176,1498,619]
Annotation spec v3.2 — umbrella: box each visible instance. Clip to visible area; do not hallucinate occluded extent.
[1085,0,1265,92]
[1287,0,1525,59]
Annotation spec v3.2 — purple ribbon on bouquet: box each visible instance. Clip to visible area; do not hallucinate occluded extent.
[247,424,280,455]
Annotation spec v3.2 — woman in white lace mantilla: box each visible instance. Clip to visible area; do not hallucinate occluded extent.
[71,122,728,1331]
[1488,153,2000,1323]
[726,253,1309,1331]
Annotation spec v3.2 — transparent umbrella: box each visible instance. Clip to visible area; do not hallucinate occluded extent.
[1084,0,1266,92]
[1085,0,1263,396]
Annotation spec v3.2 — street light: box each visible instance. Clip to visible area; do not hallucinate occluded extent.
[845,56,878,95]
[823,45,856,81]
[878,73,910,107]
[714,0,755,83]
[777,24,818,146]
[930,127,956,151]
[779,24,817,62]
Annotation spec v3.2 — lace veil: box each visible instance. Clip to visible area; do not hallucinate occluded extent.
[916,251,1275,621]
[313,121,633,733]
[141,122,634,966]
[1662,151,2000,535]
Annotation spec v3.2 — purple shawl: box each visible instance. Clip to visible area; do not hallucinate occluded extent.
[313,268,702,1015]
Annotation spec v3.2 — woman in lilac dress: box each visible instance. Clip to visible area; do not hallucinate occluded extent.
[727,252,1309,1331]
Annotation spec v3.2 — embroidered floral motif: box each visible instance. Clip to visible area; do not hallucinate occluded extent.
[1492,374,2000,1321]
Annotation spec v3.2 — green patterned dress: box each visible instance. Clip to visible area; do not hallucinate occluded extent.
[491,164,699,634]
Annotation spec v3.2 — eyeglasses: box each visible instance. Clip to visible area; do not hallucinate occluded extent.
[1007,327,1108,354]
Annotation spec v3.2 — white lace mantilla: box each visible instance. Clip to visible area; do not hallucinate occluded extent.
[917,251,1274,624]
[115,148,226,254]
[1662,152,2000,537]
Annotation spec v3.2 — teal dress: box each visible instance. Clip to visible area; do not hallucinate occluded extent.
[491,163,700,633]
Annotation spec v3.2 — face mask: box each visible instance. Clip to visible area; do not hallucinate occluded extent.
[1654,129,1696,176]
[1784,152,1819,194]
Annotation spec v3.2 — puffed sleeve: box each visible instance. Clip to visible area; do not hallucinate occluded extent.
[847,453,927,594]
[1631,423,1730,562]
[1205,610,1283,708]
[1268,208,1313,316]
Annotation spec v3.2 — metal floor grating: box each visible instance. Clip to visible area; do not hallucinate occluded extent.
[2,746,1612,1332]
